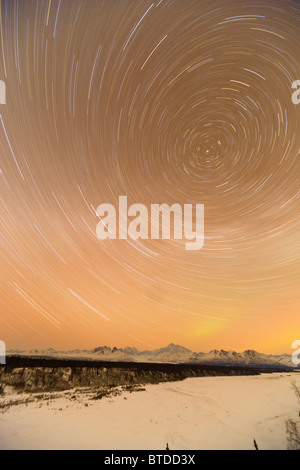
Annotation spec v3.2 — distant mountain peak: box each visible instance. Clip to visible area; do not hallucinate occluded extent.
[244,349,260,357]
[7,344,296,369]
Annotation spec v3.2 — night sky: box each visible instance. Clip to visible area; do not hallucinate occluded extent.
[0,0,299,353]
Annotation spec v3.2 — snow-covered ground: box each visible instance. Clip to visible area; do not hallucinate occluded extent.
[0,372,299,450]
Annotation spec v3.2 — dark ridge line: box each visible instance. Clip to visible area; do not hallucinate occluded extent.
[2,355,293,374]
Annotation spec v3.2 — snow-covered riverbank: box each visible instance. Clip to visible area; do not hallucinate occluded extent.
[0,372,299,450]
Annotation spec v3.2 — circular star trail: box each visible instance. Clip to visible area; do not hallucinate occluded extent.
[0,0,299,353]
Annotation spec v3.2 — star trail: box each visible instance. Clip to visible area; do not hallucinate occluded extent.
[0,0,299,353]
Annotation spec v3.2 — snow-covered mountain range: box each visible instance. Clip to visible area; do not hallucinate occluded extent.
[7,343,297,369]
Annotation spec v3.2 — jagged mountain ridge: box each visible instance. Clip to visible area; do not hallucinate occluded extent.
[7,343,296,368]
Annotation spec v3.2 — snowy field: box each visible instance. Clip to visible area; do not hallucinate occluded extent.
[0,372,299,450]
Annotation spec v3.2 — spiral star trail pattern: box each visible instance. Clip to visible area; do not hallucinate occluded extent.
[0,0,299,353]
